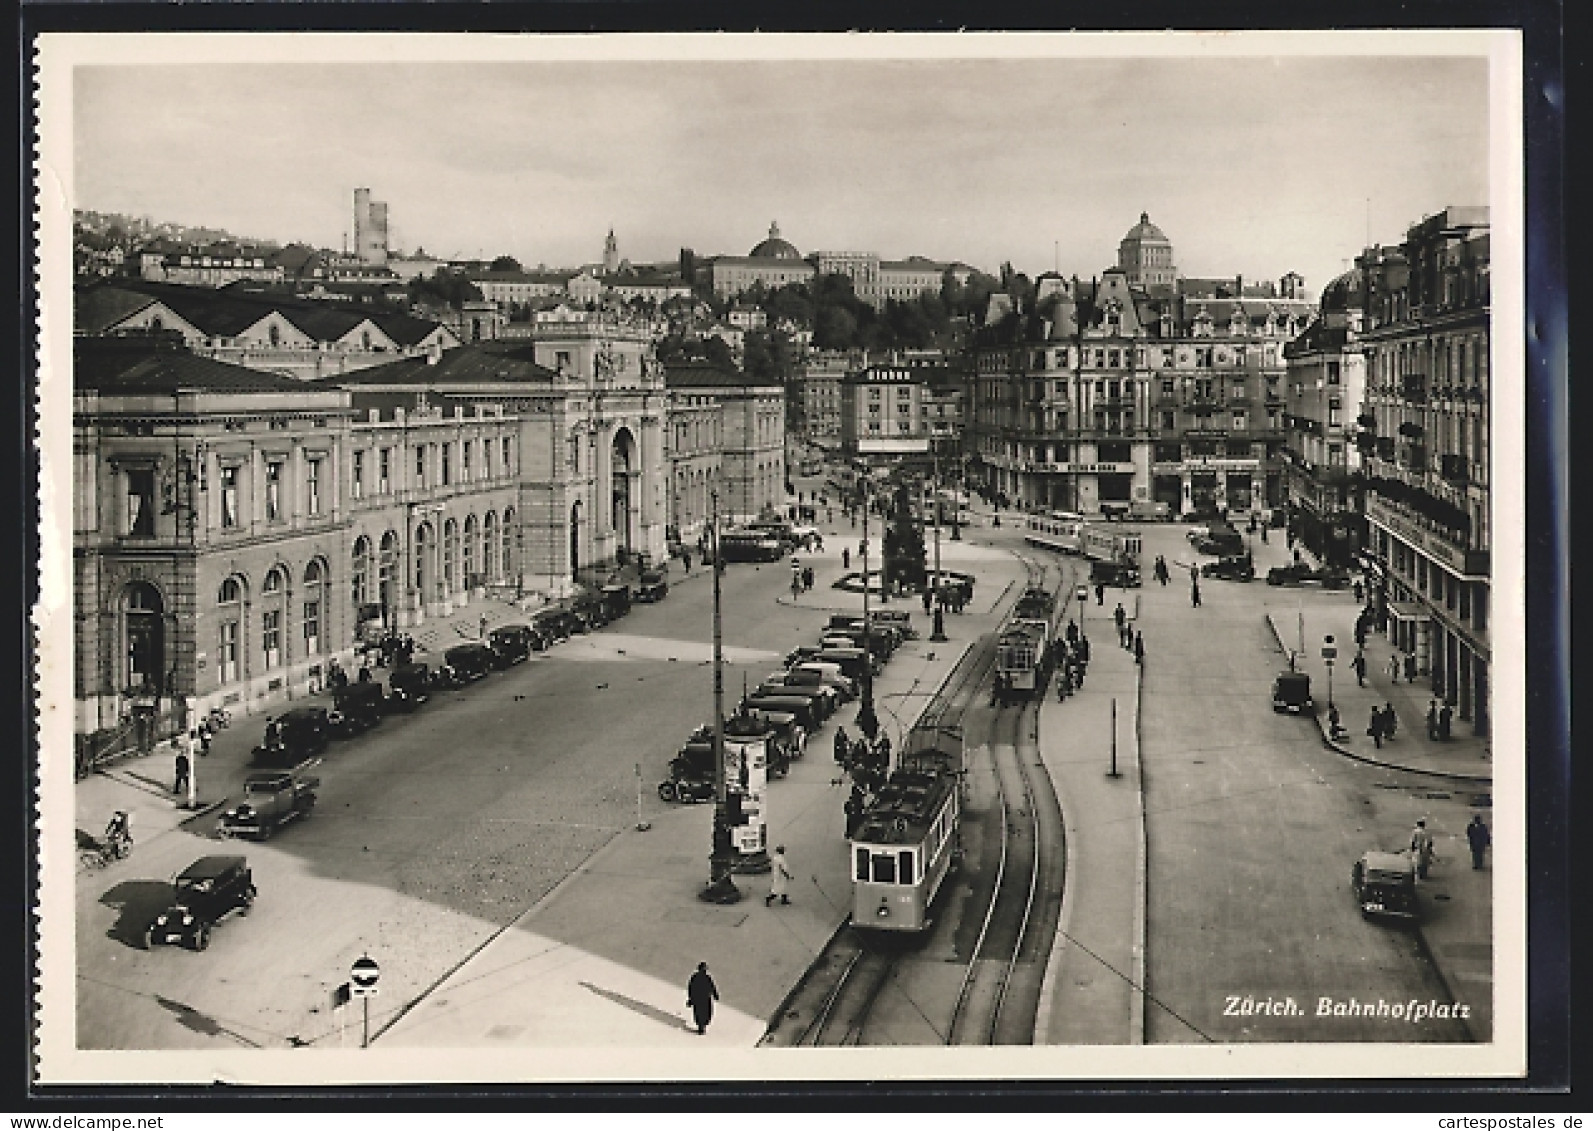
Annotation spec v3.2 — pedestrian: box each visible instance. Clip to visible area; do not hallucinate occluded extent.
[1353,580,1364,602]
[1383,701,1398,740]
[197,722,212,756]
[803,567,814,591]
[682,550,692,573]
[1351,650,1367,687]
[479,614,489,640]
[1095,583,1105,606]
[1133,631,1144,665]
[765,845,793,906]
[1387,653,1400,683]
[686,962,719,1035]
[1409,819,1436,880]
[1466,814,1491,870]
[842,547,851,570]
[1368,706,1384,749]
[1404,652,1418,683]
[834,726,849,765]
[791,574,802,600]
[1439,701,1453,740]
[1066,619,1079,646]
[173,742,191,795]
[1077,635,1090,664]
[922,588,933,614]
[1427,699,1440,741]
[1328,702,1346,740]
[1113,602,1126,633]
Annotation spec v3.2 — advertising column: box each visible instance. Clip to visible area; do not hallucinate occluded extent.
[724,714,772,874]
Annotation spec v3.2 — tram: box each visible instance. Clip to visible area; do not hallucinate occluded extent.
[994,621,1050,703]
[1024,511,1086,555]
[850,759,960,934]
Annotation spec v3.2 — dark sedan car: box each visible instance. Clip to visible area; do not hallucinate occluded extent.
[146,855,256,950]
[252,707,330,768]
[1267,563,1352,589]
[635,570,669,603]
[1202,554,1256,582]
[488,624,537,668]
[387,661,434,710]
[442,642,496,685]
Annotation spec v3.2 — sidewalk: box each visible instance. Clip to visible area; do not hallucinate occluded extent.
[1263,601,1494,1042]
[1035,604,1146,1044]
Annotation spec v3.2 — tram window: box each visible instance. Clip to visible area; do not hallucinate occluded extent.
[855,848,869,882]
[871,852,897,884]
[899,850,916,886]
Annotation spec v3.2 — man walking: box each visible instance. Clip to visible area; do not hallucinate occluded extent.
[1095,582,1105,607]
[1351,650,1367,687]
[173,741,191,796]
[1410,819,1436,880]
[1387,653,1401,683]
[1466,814,1491,870]
[1404,652,1418,683]
[765,845,793,906]
[1113,602,1126,635]
[686,962,719,1035]
[1133,630,1144,666]
[1439,701,1454,740]
[1426,699,1440,741]
[1190,577,1202,608]
[1368,705,1384,749]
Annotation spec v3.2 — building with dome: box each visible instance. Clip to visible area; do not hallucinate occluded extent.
[709,222,817,298]
[1118,212,1178,290]
[967,210,1313,518]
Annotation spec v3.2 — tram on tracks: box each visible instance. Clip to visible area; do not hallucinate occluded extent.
[1024,511,1086,555]
[850,752,960,934]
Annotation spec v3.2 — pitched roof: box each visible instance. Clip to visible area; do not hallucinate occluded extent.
[74,336,312,394]
[664,362,776,390]
[331,344,558,387]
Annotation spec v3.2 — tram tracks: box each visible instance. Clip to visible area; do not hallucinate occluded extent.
[761,553,1069,1048]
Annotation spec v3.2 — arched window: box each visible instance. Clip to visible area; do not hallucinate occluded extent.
[352,536,371,606]
[123,581,165,695]
[261,567,287,670]
[463,514,478,587]
[443,517,459,595]
[482,512,497,582]
[217,575,244,685]
[501,507,515,578]
[302,560,324,656]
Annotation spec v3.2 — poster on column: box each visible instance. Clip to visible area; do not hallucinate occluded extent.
[724,731,768,854]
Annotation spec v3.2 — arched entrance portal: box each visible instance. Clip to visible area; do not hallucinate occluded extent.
[569,500,583,578]
[611,428,635,557]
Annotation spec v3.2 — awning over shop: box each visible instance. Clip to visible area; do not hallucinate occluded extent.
[1387,601,1429,623]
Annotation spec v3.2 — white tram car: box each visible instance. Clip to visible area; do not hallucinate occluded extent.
[994,621,1049,700]
[850,765,960,933]
[1024,511,1086,555]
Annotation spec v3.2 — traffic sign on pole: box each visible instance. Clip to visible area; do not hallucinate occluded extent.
[350,955,381,998]
[1321,633,1338,664]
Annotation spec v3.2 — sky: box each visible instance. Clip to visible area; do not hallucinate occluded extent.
[67,34,1500,297]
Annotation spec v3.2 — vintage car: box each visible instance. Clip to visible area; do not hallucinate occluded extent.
[1351,851,1419,919]
[871,609,918,641]
[330,680,386,737]
[1271,670,1314,714]
[218,770,318,840]
[1267,563,1353,589]
[569,591,608,631]
[146,855,256,951]
[600,583,632,622]
[386,661,434,710]
[754,677,837,720]
[740,692,821,731]
[1090,558,1142,588]
[634,569,669,603]
[787,661,856,701]
[488,624,537,668]
[1193,524,1246,556]
[817,646,877,683]
[1201,553,1256,582]
[658,730,715,803]
[252,707,330,768]
[529,607,574,648]
[442,642,496,686]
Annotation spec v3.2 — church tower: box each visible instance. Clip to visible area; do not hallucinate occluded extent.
[602,229,619,275]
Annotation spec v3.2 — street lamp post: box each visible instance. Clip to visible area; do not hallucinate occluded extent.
[930,447,947,642]
[699,489,740,904]
[856,479,878,740]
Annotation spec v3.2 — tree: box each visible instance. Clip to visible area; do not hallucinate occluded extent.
[407,267,483,311]
[882,482,927,594]
[490,255,522,273]
[814,304,859,351]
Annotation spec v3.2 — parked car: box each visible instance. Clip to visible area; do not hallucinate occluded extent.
[1194,524,1246,556]
[600,583,632,621]
[442,642,496,686]
[1267,563,1353,589]
[658,729,715,803]
[330,680,386,737]
[570,592,608,631]
[488,624,537,668]
[1201,553,1256,582]
[387,661,435,710]
[529,608,573,647]
[218,770,319,840]
[1351,851,1419,920]
[635,570,669,603]
[1271,670,1314,714]
[145,855,256,950]
[252,707,330,768]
